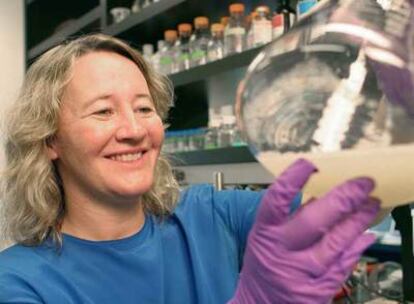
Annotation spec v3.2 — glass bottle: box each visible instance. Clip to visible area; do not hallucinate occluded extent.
[175,23,192,72]
[205,109,222,150]
[251,6,273,47]
[151,40,165,73]
[160,30,178,74]
[218,105,236,148]
[207,23,225,62]
[190,16,210,68]
[224,3,247,55]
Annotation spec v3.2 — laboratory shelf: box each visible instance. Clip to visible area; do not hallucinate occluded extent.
[169,45,265,87]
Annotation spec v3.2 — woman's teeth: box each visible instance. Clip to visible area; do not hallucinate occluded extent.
[110,152,143,162]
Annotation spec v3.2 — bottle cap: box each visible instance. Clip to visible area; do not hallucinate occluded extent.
[194,16,209,28]
[164,30,178,41]
[220,16,229,27]
[255,5,270,14]
[211,23,224,32]
[178,23,192,33]
[229,3,245,14]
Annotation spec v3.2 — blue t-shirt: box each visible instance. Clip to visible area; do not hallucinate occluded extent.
[0,185,301,303]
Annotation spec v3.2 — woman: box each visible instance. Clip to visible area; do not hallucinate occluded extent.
[0,34,379,303]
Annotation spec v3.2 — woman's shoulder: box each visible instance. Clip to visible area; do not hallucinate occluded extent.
[0,242,55,274]
[1,243,35,260]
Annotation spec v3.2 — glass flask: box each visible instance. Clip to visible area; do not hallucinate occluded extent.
[236,0,414,208]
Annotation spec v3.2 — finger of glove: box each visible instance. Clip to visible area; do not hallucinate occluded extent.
[256,158,317,226]
[309,200,379,274]
[320,233,376,290]
[278,177,375,250]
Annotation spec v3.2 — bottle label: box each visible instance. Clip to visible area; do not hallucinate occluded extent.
[207,48,224,61]
[160,56,173,65]
[272,14,285,39]
[252,20,272,46]
[227,27,246,36]
[191,49,206,61]
[178,53,190,62]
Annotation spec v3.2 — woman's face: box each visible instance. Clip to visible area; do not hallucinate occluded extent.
[48,51,164,205]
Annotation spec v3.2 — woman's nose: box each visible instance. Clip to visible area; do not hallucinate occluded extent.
[115,110,147,142]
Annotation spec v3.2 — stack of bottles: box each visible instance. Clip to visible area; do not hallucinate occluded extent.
[163,128,207,153]
[163,105,247,154]
[151,0,319,154]
[142,0,320,75]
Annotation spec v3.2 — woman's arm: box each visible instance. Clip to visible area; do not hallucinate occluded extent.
[229,159,379,304]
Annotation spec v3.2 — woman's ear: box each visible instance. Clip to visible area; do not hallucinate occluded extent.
[46,136,59,160]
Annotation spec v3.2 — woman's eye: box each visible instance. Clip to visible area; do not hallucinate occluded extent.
[94,109,113,116]
[136,107,154,114]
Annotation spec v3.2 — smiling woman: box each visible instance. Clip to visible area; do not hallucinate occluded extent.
[0,34,179,246]
[0,33,381,304]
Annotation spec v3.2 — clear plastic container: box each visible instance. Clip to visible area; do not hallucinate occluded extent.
[207,23,225,62]
[175,23,192,72]
[224,3,247,55]
[236,0,414,208]
[190,16,210,67]
[160,30,178,74]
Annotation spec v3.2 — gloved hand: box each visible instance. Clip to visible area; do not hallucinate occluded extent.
[229,159,380,304]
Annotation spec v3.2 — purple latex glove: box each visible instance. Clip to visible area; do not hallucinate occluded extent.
[229,159,380,304]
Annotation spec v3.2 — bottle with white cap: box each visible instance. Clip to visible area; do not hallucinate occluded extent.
[251,6,273,47]
[175,23,192,71]
[207,23,225,62]
[160,30,178,74]
[224,3,248,55]
[190,16,211,67]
